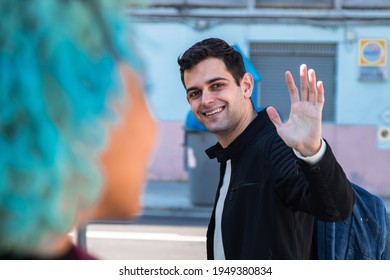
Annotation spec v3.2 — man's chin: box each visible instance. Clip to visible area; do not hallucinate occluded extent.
[204,126,222,134]
[200,119,227,134]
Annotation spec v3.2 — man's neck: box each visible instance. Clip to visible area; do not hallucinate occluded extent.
[217,109,257,148]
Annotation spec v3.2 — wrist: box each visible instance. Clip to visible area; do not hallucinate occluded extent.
[293,139,326,165]
[298,138,322,157]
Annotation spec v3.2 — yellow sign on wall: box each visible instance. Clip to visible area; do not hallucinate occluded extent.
[358,39,387,66]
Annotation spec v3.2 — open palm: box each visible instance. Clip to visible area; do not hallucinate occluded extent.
[266,64,324,157]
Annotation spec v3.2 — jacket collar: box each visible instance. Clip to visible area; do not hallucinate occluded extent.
[206,108,271,162]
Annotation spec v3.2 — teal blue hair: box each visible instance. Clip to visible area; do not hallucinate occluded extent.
[0,0,142,254]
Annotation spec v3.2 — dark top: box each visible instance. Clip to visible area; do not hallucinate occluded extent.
[1,244,97,260]
[205,109,355,259]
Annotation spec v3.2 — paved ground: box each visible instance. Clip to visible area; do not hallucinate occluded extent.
[80,181,213,260]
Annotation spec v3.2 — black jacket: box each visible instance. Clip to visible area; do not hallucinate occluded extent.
[205,109,355,259]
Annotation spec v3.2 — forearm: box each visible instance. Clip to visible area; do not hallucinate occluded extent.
[300,140,355,222]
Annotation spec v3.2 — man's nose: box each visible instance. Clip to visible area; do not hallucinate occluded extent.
[201,90,214,105]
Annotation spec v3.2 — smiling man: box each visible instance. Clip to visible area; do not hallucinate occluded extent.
[177,38,355,260]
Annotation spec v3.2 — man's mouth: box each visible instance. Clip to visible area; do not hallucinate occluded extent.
[203,106,224,116]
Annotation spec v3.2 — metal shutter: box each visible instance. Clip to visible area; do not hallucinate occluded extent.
[250,42,336,122]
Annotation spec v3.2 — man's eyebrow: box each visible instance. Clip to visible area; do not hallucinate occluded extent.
[186,77,228,94]
[186,86,199,94]
[207,77,228,84]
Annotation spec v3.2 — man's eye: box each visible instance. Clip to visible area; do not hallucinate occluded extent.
[211,83,223,90]
[188,91,201,99]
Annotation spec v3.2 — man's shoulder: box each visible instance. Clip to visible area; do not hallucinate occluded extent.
[252,120,281,148]
[248,119,294,164]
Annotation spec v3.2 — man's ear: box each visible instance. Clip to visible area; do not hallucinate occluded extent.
[241,73,254,98]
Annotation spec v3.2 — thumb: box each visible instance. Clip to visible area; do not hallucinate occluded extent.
[266,106,282,128]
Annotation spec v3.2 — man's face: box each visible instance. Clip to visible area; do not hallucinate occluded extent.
[184,57,251,141]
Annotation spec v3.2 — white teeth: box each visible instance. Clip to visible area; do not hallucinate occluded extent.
[205,107,223,116]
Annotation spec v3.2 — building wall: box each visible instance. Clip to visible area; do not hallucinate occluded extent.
[133,22,390,197]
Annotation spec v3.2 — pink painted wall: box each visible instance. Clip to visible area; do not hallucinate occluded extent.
[148,121,390,197]
[323,125,390,197]
[147,121,187,181]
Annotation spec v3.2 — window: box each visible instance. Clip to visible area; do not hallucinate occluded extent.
[256,0,333,9]
[343,0,390,9]
[146,0,247,8]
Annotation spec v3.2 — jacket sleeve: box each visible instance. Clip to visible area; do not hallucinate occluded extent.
[269,136,355,222]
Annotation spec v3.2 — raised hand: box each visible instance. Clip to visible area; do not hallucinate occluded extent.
[266,64,324,157]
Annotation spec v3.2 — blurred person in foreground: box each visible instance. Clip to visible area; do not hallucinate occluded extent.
[0,0,157,259]
[178,38,355,259]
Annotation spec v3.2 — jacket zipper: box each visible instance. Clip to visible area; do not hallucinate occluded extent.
[228,187,239,201]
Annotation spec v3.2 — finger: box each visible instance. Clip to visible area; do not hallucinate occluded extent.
[317,80,325,107]
[285,71,299,104]
[300,64,308,102]
[308,69,317,104]
[266,106,282,128]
